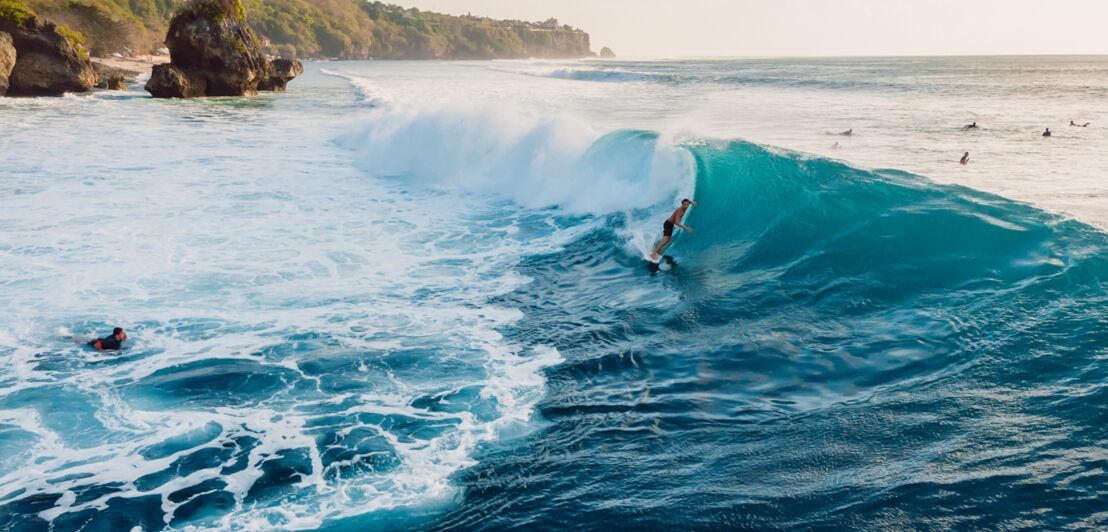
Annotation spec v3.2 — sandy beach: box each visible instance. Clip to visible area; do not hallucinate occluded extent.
[90,54,169,77]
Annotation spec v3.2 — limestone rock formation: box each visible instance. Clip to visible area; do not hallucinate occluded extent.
[0,31,14,96]
[146,0,300,98]
[0,7,96,96]
[256,58,302,91]
[599,46,616,59]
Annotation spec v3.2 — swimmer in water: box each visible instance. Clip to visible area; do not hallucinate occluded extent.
[1043,128,1052,137]
[960,152,970,165]
[73,327,128,351]
[964,122,978,129]
[839,128,853,136]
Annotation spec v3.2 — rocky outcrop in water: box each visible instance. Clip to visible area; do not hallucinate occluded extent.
[599,46,615,59]
[0,32,14,96]
[256,58,302,91]
[96,73,126,90]
[146,63,198,97]
[0,6,96,96]
[146,0,300,98]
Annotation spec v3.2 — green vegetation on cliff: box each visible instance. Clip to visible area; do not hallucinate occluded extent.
[1,1,90,59]
[354,3,591,59]
[13,0,170,55]
[179,0,247,23]
[55,20,89,59]
[0,1,36,29]
[4,0,593,59]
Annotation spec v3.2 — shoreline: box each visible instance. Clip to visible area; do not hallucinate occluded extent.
[90,54,169,78]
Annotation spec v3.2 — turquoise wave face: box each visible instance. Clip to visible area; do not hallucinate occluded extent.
[667,140,1108,403]
[429,136,1108,530]
[682,140,1094,299]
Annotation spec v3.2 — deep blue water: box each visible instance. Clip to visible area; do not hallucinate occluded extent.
[2,56,1108,530]
[426,139,1108,530]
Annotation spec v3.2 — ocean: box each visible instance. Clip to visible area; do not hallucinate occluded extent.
[1,55,1107,530]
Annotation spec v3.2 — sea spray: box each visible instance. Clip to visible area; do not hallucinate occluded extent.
[338,103,694,217]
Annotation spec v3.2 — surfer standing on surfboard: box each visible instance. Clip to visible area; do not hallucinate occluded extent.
[650,199,696,261]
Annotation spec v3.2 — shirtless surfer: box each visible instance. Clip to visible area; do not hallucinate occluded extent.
[650,199,696,261]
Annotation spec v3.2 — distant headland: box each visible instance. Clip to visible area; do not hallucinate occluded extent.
[4,0,596,60]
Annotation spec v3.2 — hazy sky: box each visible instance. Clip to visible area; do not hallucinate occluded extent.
[404,0,1108,58]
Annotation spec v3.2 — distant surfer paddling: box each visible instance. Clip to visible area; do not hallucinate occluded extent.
[650,199,696,261]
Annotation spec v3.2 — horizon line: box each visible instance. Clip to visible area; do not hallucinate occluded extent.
[587,52,1108,61]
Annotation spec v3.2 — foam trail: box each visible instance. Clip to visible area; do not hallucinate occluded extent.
[321,68,393,107]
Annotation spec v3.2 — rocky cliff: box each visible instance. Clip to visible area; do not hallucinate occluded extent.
[353,5,592,60]
[0,1,95,96]
[9,0,594,61]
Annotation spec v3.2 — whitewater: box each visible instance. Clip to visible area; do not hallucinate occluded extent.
[1,56,1107,530]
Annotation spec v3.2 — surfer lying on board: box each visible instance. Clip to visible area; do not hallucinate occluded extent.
[650,199,696,261]
[72,327,128,351]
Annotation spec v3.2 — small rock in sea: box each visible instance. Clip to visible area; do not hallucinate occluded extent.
[95,73,126,90]
[256,58,303,91]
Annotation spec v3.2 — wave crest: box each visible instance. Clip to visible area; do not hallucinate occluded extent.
[340,105,694,215]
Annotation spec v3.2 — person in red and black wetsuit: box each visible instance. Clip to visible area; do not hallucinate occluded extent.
[85,327,127,351]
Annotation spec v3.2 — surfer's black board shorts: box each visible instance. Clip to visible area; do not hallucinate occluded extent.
[663,220,675,237]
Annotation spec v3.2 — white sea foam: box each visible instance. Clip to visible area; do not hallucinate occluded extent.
[320,68,393,107]
[0,79,570,528]
[0,192,566,527]
[488,64,673,84]
[338,102,694,216]
[1,85,697,532]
